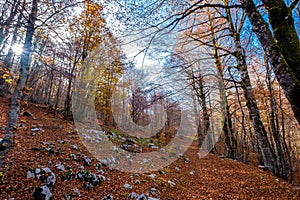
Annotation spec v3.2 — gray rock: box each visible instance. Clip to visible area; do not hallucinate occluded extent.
[149,188,156,194]
[41,168,56,188]
[65,194,71,200]
[72,145,78,150]
[168,180,176,187]
[35,168,41,175]
[124,183,132,190]
[70,154,77,160]
[184,157,190,163]
[130,192,138,198]
[136,194,147,200]
[149,174,156,179]
[148,197,159,200]
[148,143,155,147]
[27,171,35,178]
[55,163,65,171]
[32,185,53,200]
[102,195,113,200]
[98,175,106,181]
[57,140,65,144]
[31,128,40,132]
[82,155,91,166]
[100,159,108,166]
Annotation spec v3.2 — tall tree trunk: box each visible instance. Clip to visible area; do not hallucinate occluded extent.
[265,59,288,180]
[0,1,25,96]
[54,71,62,114]
[64,64,76,119]
[225,5,277,173]
[241,0,300,125]
[262,0,300,81]
[208,8,237,159]
[0,0,38,167]
[0,0,19,50]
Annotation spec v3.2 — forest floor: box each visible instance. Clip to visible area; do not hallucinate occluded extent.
[0,98,300,200]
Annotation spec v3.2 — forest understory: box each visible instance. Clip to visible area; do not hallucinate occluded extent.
[1,98,300,199]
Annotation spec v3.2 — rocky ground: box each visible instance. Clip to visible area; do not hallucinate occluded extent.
[0,98,300,199]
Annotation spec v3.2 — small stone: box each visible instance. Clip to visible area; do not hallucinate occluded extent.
[124,183,132,190]
[98,175,106,181]
[55,163,65,171]
[148,197,159,200]
[149,174,156,179]
[135,179,141,185]
[258,165,266,170]
[45,148,54,154]
[100,159,108,166]
[148,143,155,147]
[31,128,40,132]
[136,194,147,200]
[130,192,138,198]
[35,168,41,175]
[41,168,56,188]
[102,195,113,200]
[27,171,35,178]
[82,155,91,166]
[70,154,77,160]
[149,188,156,194]
[175,167,180,171]
[23,111,34,117]
[72,145,78,150]
[168,180,176,187]
[32,185,52,200]
[184,157,190,163]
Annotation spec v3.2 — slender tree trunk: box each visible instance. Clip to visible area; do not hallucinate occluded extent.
[64,64,76,119]
[0,1,24,96]
[0,0,38,167]
[225,5,277,173]
[0,0,19,50]
[54,72,62,114]
[265,60,288,180]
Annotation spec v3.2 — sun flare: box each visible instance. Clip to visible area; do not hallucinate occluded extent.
[12,43,23,55]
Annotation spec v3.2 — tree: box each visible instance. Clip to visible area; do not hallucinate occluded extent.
[0,0,38,166]
[240,0,300,124]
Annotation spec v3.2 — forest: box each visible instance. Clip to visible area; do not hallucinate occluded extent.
[0,0,300,199]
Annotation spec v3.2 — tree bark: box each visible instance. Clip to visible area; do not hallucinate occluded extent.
[241,0,300,125]
[0,0,38,167]
[225,5,277,173]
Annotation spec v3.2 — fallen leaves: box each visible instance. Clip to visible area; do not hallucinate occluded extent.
[0,99,299,199]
